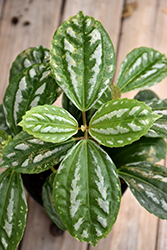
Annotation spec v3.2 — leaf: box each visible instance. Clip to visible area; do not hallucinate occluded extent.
[62,93,82,122]
[42,173,66,230]
[118,162,167,219]
[9,46,50,81]
[53,139,121,246]
[50,11,115,111]
[116,47,167,92]
[0,168,27,250]
[93,86,112,109]
[147,99,167,138]
[0,105,12,135]
[62,93,96,126]
[134,89,160,104]
[3,63,61,135]
[19,105,78,143]
[0,129,12,158]
[1,131,75,173]
[89,98,161,148]
[103,137,167,168]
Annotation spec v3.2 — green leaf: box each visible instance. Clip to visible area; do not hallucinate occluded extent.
[93,86,112,109]
[0,105,12,135]
[42,173,66,230]
[50,11,115,111]
[1,131,75,173]
[118,162,167,219]
[9,46,50,81]
[147,99,167,138]
[62,93,82,121]
[89,98,161,148]
[103,137,167,168]
[116,47,167,93]
[3,63,61,135]
[134,89,160,104]
[53,139,121,246]
[62,93,96,127]
[19,105,78,143]
[0,168,27,250]
[0,129,12,158]
[111,85,121,100]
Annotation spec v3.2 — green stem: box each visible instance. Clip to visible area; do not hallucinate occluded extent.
[50,166,57,173]
[82,111,87,126]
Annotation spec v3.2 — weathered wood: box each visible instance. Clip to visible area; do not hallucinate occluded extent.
[0,0,62,102]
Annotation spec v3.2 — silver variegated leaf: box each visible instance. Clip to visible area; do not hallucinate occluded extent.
[9,46,49,81]
[3,63,61,135]
[19,105,78,143]
[116,47,167,92]
[134,89,160,104]
[147,99,167,138]
[50,11,115,111]
[0,105,12,135]
[42,173,66,230]
[1,131,75,173]
[89,98,161,147]
[0,168,27,250]
[93,86,112,109]
[103,137,167,168]
[118,162,167,219]
[53,139,121,246]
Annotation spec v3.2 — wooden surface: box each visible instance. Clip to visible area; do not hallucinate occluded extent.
[0,0,167,249]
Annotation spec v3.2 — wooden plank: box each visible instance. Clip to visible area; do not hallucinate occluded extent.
[0,0,62,102]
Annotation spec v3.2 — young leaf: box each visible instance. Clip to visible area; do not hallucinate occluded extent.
[42,173,66,230]
[0,129,12,158]
[9,46,50,81]
[148,99,167,138]
[0,105,12,135]
[1,131,75,174]
[50,11,115,111]
[53,139,121,246]
[89,98,161,148]
[134,89,160,104]
[19,105,78,143]
[103,137,167,168]
[116,47,167,92]
[3,63,61,135]
[0,168,27,250]
[118,162,167,219]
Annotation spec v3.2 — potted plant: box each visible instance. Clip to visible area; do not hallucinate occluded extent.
[0,11,167,249]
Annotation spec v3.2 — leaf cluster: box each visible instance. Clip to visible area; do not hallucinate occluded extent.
[0,11,167,248]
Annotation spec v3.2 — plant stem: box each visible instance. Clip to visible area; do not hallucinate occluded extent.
[82,111,88,140]
[74,136,85,141]
[82,111,86,126]
[51,166,57,173]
